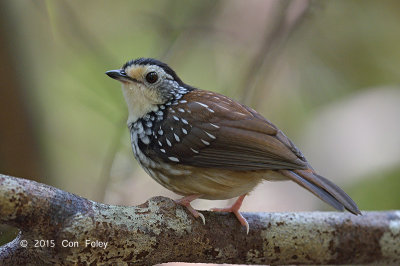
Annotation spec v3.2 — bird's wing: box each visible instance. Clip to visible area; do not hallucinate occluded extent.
[145,90,309,171]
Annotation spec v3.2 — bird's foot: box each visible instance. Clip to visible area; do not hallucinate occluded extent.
[176,194,205,224]
[211,194,249,234]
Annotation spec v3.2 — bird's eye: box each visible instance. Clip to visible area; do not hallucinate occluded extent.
[145,72,158,84]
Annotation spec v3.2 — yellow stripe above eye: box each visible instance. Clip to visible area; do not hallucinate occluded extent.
[125,65,148,81]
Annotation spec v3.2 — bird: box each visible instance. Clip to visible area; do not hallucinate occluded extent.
[106,57,361,233]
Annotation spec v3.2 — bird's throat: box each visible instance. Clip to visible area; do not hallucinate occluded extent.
[121,83,159,125]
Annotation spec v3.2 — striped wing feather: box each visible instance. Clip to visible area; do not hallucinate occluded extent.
[148,90,308,171]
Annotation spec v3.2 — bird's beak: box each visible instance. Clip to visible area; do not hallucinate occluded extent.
[105,69,129,82]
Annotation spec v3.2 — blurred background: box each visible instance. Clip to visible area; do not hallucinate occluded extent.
[1,0,399,263]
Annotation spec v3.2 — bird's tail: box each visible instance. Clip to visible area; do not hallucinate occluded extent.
[280,169,361,215]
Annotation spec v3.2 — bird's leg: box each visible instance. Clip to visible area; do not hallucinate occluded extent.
[211,194,249,234]
[176,194,205,224]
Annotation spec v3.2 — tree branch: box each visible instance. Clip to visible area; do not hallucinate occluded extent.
[0,174,399,265]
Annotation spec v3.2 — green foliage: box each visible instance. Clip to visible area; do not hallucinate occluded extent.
[349,168,400,210]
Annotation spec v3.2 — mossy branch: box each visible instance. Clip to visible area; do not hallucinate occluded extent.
[0,174,399,265]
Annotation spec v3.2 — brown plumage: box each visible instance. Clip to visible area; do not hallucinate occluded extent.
[106,58,361,233]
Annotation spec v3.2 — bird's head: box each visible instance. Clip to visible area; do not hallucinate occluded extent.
[106,58,192,123]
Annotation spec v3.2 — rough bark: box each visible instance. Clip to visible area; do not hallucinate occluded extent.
[0,174,399,265]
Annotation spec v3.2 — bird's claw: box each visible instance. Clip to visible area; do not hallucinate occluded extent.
[211,194,249,234]
[197,212,205,225]
[176,195,205,224]
[211,207,249,234]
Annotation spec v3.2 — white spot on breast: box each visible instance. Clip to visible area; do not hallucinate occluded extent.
[182,128,188,134]
[130,130,157,168]
[195,101,215,113]
[139,132,145,139]
[158,140,162,146]
[158,129,163,135]
[234,111,246,116]
[174,133,180,142]
[173,115,179,121]
[195,101,209,108]
[217,104,230,111]
[181,118,188,124]
[204,131,216,139]
[166,167,191,175]
[141,136,150,144]
[210,123,220,128]
[158,173,169,183]
[160,105,165,110]
[168,156,180,162]
[201,139,210,145]
[190,148,199,153]
[135,123,144,134]
[160,148,166,153]
[180,100,187,103]
[170,109,175,113]
[166,138,172,147]
[160,162,191,175]
[178,108,185,113]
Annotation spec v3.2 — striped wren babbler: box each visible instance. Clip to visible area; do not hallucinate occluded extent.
[106,58,360,233]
